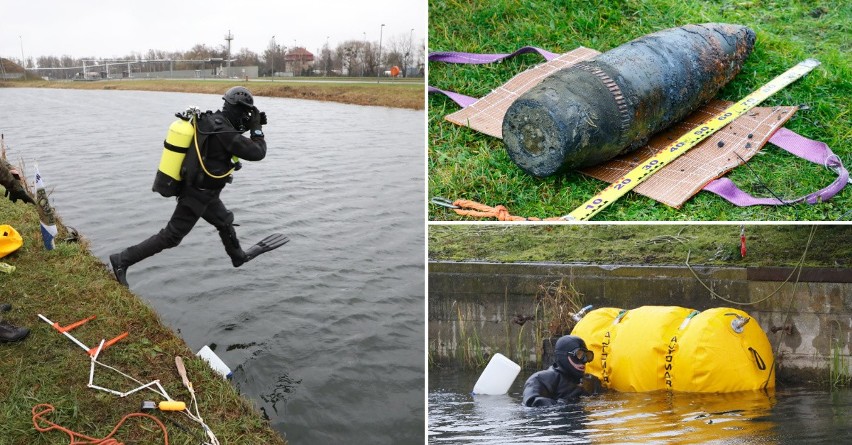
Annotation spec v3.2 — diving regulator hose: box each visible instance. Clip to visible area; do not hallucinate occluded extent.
[189,110,238,180]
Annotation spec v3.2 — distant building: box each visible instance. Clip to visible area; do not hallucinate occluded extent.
[283,47,314,75]
[0,58,25,80]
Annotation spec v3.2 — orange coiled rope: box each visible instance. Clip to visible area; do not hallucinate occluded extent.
[450,199,564,221]
[32,404,169,445]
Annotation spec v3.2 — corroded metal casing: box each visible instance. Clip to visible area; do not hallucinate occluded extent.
[502,23,756,177]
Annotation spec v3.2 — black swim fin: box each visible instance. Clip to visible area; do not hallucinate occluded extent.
[243,233,289,264]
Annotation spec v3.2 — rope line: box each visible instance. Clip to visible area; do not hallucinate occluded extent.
[684,225,816,306]
[449,199,564,221]
[32,403,169,445]
[775,225,817,358]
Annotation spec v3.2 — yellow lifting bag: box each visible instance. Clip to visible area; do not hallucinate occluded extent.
[671,307,775,392]
[570,307,622,386]
[572,306,774,393]
[606,306,695,392]
[0,224,23,258]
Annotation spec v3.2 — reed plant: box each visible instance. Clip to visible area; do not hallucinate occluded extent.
[532,279,585,368]
[829,338,851,389]
[454,303,488,369]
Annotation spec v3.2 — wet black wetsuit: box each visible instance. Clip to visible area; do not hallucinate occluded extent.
[523,365,591,407]
[114,111,266,269]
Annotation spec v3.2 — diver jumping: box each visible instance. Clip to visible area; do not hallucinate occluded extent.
[110,86,288,286]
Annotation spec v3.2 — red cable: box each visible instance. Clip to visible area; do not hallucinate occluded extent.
[32,404,169,445]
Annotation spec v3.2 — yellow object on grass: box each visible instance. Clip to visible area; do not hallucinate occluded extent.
[0,224,23,258]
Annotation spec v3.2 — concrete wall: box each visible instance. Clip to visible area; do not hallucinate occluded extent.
[428,261,852,383]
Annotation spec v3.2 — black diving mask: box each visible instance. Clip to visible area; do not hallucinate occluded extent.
[566,348,594,363]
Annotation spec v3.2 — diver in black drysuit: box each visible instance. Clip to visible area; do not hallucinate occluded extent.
[110,86,285,286]
[523,335,599,407]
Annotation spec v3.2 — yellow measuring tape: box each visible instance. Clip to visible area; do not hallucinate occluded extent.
[564,58,821,221]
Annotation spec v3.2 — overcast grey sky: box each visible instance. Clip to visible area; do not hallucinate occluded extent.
[1,0,425,62]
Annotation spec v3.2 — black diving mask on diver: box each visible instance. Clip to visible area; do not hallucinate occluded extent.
[566,348,594,363]
[222,103,253,132]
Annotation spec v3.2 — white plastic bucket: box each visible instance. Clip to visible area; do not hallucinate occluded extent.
[196,345,232,379]
[472,353,521,395]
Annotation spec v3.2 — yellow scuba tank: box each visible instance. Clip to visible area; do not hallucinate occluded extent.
[152,115,195,197]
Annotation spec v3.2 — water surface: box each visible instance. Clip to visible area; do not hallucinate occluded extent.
[0,88,424,444]
[430,367,852,444]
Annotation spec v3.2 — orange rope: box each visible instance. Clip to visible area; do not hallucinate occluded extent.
[451,199,564,221]
[32,404,169,445]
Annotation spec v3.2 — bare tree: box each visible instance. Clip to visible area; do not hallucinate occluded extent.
[234,48,259,68]
[335,39,371,77]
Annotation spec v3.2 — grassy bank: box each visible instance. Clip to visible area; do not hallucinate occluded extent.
[1,77,425,110]
[429,224,852,268]
[429,0,851,221]
[0,197,285,443]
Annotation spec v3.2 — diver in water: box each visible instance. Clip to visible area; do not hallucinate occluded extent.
[110,86,288,286]
[523,334,599,407]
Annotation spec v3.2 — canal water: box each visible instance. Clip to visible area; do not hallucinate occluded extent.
[0,88,424,444]
[429,367,852,444]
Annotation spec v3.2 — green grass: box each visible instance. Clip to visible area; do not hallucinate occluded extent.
[428,0,851,221]
[428,224,852,268]
[0,194,285,443]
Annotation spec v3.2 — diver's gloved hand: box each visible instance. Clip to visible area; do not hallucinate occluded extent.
[4,187,35,205]
[580,374,602,395]
[530,397,557,407]
[559,386,585,402]
[248,106,264,139]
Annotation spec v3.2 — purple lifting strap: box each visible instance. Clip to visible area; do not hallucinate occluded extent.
[703,128,848,206]
[427,86,478,108]
[428,46,559,64]
[428,46,558,107]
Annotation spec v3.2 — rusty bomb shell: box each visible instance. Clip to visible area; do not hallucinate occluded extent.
[501,23,756,177]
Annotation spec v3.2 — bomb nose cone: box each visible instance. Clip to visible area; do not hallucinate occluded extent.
[502,23,756,177]
[502,88,602,178]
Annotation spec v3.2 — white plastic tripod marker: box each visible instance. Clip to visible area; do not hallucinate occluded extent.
[87,339,172,399]
[38,313,91,353]
[42,314,220,444]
